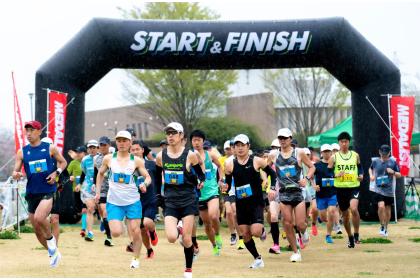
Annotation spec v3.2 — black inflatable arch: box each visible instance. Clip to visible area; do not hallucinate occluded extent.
[36,17,401,220]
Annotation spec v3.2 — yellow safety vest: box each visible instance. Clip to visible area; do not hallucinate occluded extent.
[334,151,360,188]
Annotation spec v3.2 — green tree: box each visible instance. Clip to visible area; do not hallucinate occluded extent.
[120,3,238,136]
[264,68,350,146]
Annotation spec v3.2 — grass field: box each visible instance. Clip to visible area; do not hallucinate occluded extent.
[0,219,419,278]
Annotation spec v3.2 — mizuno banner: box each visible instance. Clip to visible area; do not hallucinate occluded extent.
[390,96,415,176]
[48,90,67,154]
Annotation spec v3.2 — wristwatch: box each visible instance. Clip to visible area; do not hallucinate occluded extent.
[56,168,62,176]
[305,176,311,180]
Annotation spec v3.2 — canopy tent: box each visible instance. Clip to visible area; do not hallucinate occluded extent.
[411,132,420,146]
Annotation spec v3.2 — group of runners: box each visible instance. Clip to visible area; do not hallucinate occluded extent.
[12,119,402,277]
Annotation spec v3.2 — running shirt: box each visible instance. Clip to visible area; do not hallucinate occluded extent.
[275,148,304,202]
[95,153,110,198]
[107,153,139,206]
[135,159,157,205]
[162,148,196,208]
[370,157,399,197]
[81,154,96,193]
[334,151,360,188]
[231,155,264,206]
[67,159,82,191]
[199,151,219,201]
[314,161,336,198]
[22,142,56,194]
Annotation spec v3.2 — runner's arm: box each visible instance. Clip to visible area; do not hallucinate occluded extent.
[223,158,233,193]
[12,150,24,179]
[95,155,110,198]
[256,157,277,190]
[211,150,225,182]
[155,152,163,194]
[135,157,152,191]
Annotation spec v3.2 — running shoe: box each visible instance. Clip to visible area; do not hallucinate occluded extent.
[379,226,386,236]
[230,234,238,245]
[269,244,281,254]
[126,242,134,253]
[193,246,200,262]
[325,235,333,244]
[49,248,62,268]
[215,234,223,249]
[354,233,361,244]
[260,228,267,241]
[290,251,302,262]
[184,269,193,278]
[249,257,264,269]
[84,232,94,242]
[80,229,86,237]
[212,245,221,256]
[296,233,304,250]
[384,229,389,237]
[335,224,343,235]
[311,224,318,236]
[150,230,159,246]
[100,221,105,233]
[104,238,114,247]
[130,258,139,269]
[302,230,310,246]
[146,249,154,259]
[347,236,355,248]
[237,239,245,250]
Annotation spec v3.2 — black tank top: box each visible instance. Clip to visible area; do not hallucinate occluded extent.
[162,147,196,208]
[275,148,302,193]
[232,155,264,206]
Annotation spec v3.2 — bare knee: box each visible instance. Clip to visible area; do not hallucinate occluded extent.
[50,215,59,225]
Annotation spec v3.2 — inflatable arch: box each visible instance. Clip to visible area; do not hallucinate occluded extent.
[35,17,401,220]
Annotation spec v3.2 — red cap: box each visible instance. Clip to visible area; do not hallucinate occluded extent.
[24,121,42,130]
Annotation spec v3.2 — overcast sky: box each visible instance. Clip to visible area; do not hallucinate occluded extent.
[1,0,419,130]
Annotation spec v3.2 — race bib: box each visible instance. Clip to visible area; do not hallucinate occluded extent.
[75,176,81,184]
[29,159,48,173]
[164,170,184,185]
[337,173,356,182]
[278,165,297,178]
[136,176,145,187]
[322,178,334,187]
[113,173,131,184]
[236,184,253,199]
[205,169,212,180]
[376,175,390,187]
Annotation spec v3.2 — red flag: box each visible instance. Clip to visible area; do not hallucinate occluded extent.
[48,90,67,154]
[390,96,415,176]
[12,72,26,152]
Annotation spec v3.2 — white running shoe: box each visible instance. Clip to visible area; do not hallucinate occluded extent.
[290,252,302,262]
[130,258,139,269]
[184,271,193,278]
[249,257,264,269]
[302,230,310,246]
[379,226,386,236]
[49,249,62,268]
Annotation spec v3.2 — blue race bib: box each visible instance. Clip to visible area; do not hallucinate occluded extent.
[278,165,297,178]
[164,171,184,185]
[321,178,334,187]
[235,184,253,199]
[205,169,212,180]
[29,159,48,174]
[113,173,131,184]
[376,175,390,187]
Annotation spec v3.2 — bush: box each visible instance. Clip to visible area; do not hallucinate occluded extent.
[0,231,20,239]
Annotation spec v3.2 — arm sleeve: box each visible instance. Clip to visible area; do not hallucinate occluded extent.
[192,163,206,182]
[357,163,364,175]
[80,171,85,184]
[225,173,233,193]
[155,165,163,193]
[93,167,98,184]
[262,165,277,189]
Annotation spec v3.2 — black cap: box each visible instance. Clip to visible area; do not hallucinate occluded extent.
[379,144,391,154]
[291,139,298,147]
[159,139,168,146]
[126,128,136,137]
[98,136,111,145]
[75,146,87,153]
[203,140,212,150]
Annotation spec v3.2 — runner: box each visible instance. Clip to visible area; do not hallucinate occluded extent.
[94,136,114,246]
[223,134,277,269]
[67,146,85,227]
[302,148,319,237]
[95,130,152,269]
[330,143,343,234]
[313,144,337,244]
[12,120,67,267]
[155,122,206,278]
[328,132,363,247]
[77,139,99,241]
[268,128,314,262]
[368,144,401,237]
[130,140,159,259]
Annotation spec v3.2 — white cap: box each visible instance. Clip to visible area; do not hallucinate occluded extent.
[223,140,231,150]
[321,144,332,152]
[115,130,132,140]
[303,147,311,155]
[41,137,53,145]
[109,147,116,153]
[233,134,250,144]
[164,122,184,133]
[271,138,280,148]
[331,143,340,151]
[87,139,99,147]
[277,128,293,138]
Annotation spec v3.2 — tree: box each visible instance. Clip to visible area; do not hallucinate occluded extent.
[263,68,350,146]
[120,3,238,137]
[0,128,15,181]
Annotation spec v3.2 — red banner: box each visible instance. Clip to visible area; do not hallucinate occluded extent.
[390,96,415,176]
[48,90,67,154]
[12,72,26,153]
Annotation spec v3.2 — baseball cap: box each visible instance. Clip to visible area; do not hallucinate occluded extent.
[271,139,280,148]
[233,134,250,144]
[126,128,136,137]
[164,122,184,133]
[75,146,87,153]
[321,144,332,152]
[24,120,42,130]
[203,140,212,150]
[115,130,132,140]
[291,139,298,147]
[277,128,293,138]
[331,143,340,150]
[223,140,231,150]
[87,139,99,147]
[159,139,168,146]
[379,144,391,154]
[41,137,53,145]
[98,136,111,145]
[303,147,311,155]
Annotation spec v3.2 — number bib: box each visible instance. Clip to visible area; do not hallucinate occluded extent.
[164,171,184,185]
[337,173,356,182]
[29,159,48,173]
[278,165,297,178]
[136,176,145,187]
[75,176,81,184]
[322,178,334,187]
[205,169,212,180]
[376,175,390,187]
[113,173,131,184]
[235,184,253,199]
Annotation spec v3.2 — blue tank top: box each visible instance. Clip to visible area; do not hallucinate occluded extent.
[22,142,56,194]
[81,155,95,189]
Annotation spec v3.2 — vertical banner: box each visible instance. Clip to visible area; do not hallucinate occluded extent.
[390,96,415,176]
[12,72,26,152]
[48,90,67,154]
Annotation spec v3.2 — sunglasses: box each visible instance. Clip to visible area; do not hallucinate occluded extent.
[165,130,179,136]
[278,136,289,140]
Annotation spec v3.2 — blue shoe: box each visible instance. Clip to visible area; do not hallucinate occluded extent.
[325,235,333,244]
[49,248,62,268]
[85,232,94,241]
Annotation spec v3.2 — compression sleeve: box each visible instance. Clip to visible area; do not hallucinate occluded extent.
[357,163,364,176]
[192,164,206,182]
[93,167,98,184]
[225,173,233,193]
[80,171,85,184]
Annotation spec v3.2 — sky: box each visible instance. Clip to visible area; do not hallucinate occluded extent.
[1,0,419,130]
